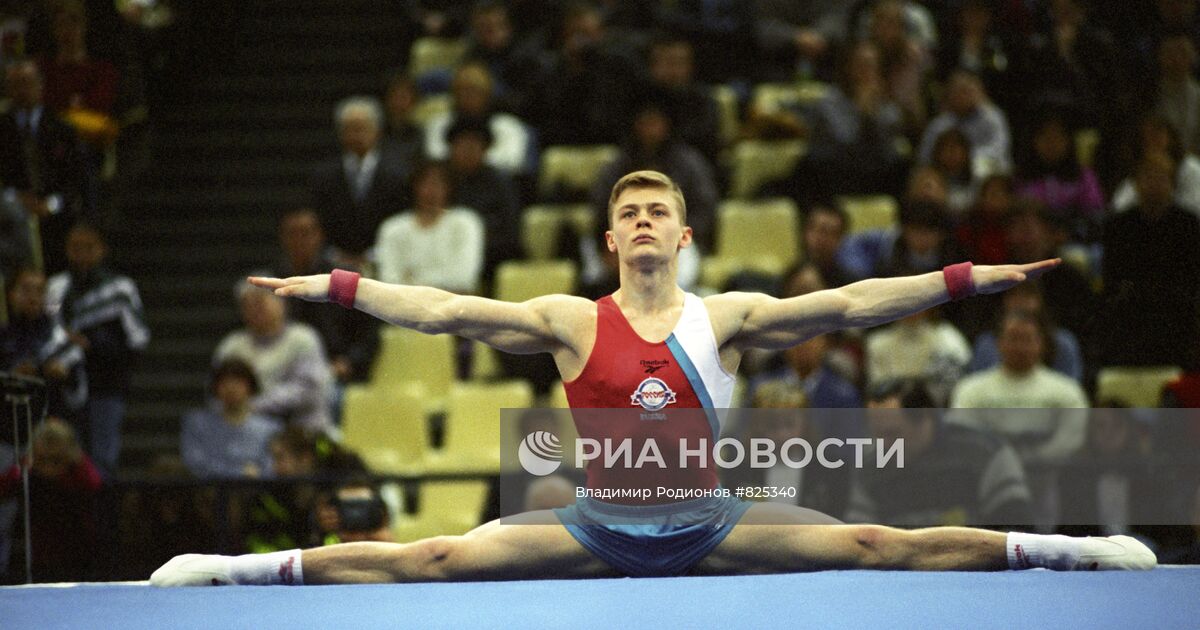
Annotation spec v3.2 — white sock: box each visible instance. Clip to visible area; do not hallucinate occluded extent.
[229,549,304,585]
[1006,532,1079,570]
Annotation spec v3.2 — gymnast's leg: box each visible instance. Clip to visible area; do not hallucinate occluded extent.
[692,502,1156,575]
[151,510,619,586]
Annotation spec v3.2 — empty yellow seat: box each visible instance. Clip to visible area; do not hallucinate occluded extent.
[838,195,899,234]
[702,198,800,287]
[712,84,741,144]
[727,140,807,199]
[751,81,829,115]
[538,145,619,199]
[1096,366,1183,408]
[425,381,535,474]
[340,383,431,475]
[493,260,577,303]
[407,37,468,78]
[521,204,593,260]
[391,480,492,541]
[371,326,458,411]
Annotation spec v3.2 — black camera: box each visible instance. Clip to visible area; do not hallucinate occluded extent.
[333,488,387,532]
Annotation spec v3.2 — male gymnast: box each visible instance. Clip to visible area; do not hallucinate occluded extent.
[152,170,1155,586]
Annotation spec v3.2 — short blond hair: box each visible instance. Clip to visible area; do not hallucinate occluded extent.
[607,170,687,227]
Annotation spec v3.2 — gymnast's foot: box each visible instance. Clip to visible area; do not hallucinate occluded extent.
[151,549,303,586]
[1070,535,1157,571]
[151,554,235,586]
[1007,533,1157,571]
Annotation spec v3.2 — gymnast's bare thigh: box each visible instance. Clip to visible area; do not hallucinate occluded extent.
[452,509,621,580]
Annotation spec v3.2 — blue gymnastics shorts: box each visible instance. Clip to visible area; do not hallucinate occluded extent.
[553,493,753,577]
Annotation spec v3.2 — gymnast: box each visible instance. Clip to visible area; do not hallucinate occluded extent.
[152,170,1155,586]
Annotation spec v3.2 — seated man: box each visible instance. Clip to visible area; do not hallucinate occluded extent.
[847,379,1035,529]
[154,170,1153,587]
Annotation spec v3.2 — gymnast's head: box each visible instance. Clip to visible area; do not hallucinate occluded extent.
[604,170,693,264]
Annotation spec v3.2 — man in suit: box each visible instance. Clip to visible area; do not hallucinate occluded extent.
[0,60,95,274]
[309,96,408,267]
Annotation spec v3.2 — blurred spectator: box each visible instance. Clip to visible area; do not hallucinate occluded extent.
[45,222,148,477]
[0,193,33,280]
[1154,32,1200,155]
[244,426,368,553]
[180,359,281,480]
[1018,0,1124,128]
[1059,406,1156,537]
[917,69,1012,178]
[846,379,1035,528]
[1112,115,1200,217]
[753,0,854,82]
[271,209,379,386]
[862,0,934,134]
[536,2,638,145]
[0,1,33,66]
[1100,151,1200,367]
[838,198,959,281]
[1,267,87,422]
[780,41,909,199]
[653,0,756,84]
[0,60,96,275]
[379,73,425,169]
[1015,113,1105,241]
[36,0,120,150]
[463,1,545,117]
[310,96,408,267]
[375,161,484,293]
[800,202,854,288]
[937,0,1018,113]
[926,127,977,218]
[1004,201,1095,338]
[966,282,1084,383]
[444,117,521,271]
[953,310,1088,411]
[423,62,534,175]
[213,281,333,435]
[955,173,1013,265]
[905,164,950,206]
[0,417,102,582]
[641,36,721,167]
[865,307,970,407]
[590,101,719,249]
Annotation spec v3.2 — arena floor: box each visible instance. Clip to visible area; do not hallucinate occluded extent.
[3,567,1198,629]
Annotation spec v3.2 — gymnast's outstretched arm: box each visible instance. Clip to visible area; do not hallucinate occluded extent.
[710,259,1061,351]
[248,275,593,356]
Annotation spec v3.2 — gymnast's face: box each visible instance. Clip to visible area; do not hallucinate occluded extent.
[606,186,692,265]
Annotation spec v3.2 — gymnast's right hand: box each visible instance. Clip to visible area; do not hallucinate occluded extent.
[248,274,330,302]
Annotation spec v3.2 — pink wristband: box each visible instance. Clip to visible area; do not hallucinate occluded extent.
[329,269,360,309]
[943,262,975,301]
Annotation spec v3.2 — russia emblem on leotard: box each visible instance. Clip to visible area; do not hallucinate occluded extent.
[630,377,677,411]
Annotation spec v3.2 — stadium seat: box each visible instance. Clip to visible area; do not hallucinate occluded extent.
[425,381,535,475]
[493,260,577,303]
[702,198,800,288]
[712,84,741,144]
[371,325,458,411]
[340,383,431,475]
[1076,128,1100,169]
[838,195,899,234]
[751,81,829,115]
[410,93,452,127]
[407,37,468,78]
[548,381,570,409]
[470,341,503,381]
[1096,366,1183,408]
[727,140,807,199]
[537,145,619,199]
[521,204,593,260]
[391,480,492,542]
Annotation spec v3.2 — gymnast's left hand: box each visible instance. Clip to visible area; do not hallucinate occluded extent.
[248,274,331,302]
[971,258,1061,295]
